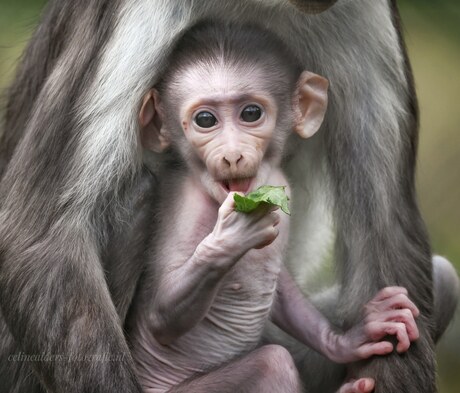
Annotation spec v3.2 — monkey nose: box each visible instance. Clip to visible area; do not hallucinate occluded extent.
[223,153,243,170]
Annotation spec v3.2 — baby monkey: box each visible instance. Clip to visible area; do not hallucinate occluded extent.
[129,22,420,393]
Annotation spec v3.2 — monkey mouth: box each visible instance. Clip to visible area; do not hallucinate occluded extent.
[221,178,254,194]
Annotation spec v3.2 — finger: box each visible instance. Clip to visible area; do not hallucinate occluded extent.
[254,227,279,249]
[239,202,274,221]
[356,341,394,359]
[373,286,408,302]
[366,321,411,351]
[338,380,357,393]
[379,294,420,317]
[253,202,279,217]
[356,378,375,393]
[225,192,241,210]
[385,322,411,353]
[257,212,280,228]
[368,309,419,341]
[271,212,281,226]
[267,203,280,212]
[339,378,375,393]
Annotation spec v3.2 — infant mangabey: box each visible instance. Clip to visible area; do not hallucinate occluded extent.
[130,22,420,393]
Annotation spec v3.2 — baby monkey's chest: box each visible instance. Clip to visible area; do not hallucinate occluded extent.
[222,248,282,298]
[206,246,283,337]
[213,211,289,310]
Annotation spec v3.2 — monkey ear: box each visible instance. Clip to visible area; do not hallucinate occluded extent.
[293,71,329,139]
[139,89,170,153]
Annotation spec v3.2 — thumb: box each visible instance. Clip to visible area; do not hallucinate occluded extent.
[221,192,241,212]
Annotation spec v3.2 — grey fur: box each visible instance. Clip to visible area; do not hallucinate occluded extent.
[0,0,457,392]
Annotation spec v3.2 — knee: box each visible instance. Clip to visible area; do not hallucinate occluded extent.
[255,345,301,390]
[433,255,460,341]
[433,255,459,305]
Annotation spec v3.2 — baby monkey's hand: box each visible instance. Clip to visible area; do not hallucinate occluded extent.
[211,192,280,254]
[323,286,420,364]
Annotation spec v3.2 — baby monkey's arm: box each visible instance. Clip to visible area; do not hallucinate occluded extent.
[151,193,280,345]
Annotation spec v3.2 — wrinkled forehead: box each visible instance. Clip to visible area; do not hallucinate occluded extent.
[171,61,275,103]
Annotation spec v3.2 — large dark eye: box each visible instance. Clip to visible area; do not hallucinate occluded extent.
[240,105,262,123]
[194,111,217,128]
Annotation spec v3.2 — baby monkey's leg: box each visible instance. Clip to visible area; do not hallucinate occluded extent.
[168,345,302,393]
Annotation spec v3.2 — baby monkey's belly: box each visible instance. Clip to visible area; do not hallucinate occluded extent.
[133,251,281,392]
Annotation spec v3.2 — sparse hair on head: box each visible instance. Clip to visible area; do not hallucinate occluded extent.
[156,20,304,102]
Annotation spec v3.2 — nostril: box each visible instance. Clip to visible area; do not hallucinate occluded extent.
[223,154,243,167]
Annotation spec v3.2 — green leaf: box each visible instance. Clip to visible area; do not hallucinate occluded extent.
[233,185,290,215]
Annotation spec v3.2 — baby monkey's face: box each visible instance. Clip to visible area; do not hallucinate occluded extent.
[139,63,328,205]
[177,65,279,203]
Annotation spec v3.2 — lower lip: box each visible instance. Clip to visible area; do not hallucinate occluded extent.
[220,178,254,194]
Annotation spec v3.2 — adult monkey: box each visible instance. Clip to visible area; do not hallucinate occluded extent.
[0,1,458,393]
[129,21,421,393]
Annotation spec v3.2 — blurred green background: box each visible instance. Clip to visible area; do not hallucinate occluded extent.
[0,0,458,391]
